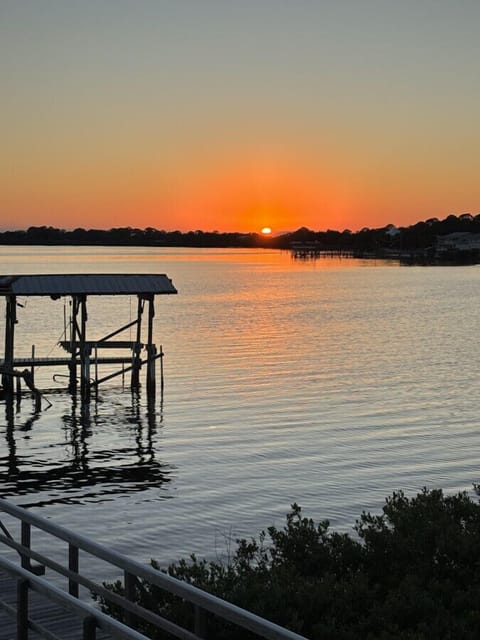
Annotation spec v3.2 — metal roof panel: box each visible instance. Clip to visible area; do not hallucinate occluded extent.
[0,274,177,296]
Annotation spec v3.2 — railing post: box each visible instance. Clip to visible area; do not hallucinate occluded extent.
[124,570,136,627]
[69,543,79,597]
[17,578,29,640]
[195,605,208,639]
[21,521,31,570]
[83,615,97,639]
[19,519,45,575]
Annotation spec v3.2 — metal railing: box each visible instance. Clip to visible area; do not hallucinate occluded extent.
[0,557,150,640]
[0,499,308,640]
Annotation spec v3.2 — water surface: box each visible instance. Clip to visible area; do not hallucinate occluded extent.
[1,247,479,566]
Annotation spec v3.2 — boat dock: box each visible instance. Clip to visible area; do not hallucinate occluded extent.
[0,274,177,402]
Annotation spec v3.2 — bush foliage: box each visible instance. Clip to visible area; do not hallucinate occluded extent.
[100,488,480,639]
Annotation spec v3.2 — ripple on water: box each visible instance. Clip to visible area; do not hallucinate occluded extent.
[1,249,480,568]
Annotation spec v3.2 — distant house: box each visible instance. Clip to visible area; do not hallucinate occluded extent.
[436,232,480,252]
[385,224,400,237]
[435,232,480,263]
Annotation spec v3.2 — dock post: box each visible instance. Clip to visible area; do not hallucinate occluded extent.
[131,344,141,389]
[30,345,35,387]
[160,344,164,395]
[146,296,156,399]
[2,295,16,395]
[79,295,90,401]
[131,296,143,389]
[146,345,157,399]
[82,347,91,401]
[69,297,79,393]
[94,344,98,385]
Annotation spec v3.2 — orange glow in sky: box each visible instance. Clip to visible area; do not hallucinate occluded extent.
[1,3,480,233]
[154,153,352,234]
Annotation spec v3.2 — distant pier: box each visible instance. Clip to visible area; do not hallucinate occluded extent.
[290,242,354,259]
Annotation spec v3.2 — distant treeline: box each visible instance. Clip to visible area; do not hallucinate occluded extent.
[1,213,479,251]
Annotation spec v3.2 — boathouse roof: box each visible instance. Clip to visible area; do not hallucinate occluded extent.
[0,274,177,297]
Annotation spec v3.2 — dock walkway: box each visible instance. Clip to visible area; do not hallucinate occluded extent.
[0,355,132,368]
[0,500,307,640]
[0,570,110,640]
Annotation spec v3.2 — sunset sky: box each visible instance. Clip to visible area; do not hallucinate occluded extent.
[2,1,479,234]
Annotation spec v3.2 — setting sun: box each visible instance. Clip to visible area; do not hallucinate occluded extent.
[261,227,272,235]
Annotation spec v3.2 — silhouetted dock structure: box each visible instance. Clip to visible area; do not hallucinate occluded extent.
[290,242,354,259]
[0,274,177,402]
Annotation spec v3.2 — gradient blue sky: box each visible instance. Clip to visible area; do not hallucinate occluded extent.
[2,1,479,232]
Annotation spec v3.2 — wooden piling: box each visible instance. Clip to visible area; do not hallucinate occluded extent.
[94,345,98,385]
[30,345,35,385]
[160,344,164,394]
[69,297,79,392]
[131,297,143,389]
[146,296,156,398]
[2,295,16,395]
[79,296,86,395]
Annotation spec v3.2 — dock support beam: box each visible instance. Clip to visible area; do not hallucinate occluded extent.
[2,295,16,395]
[131,297,144,390]
[69,297,80,393]
[79,296,90,401]
[146,295,156,398]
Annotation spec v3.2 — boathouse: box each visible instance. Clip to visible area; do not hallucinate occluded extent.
[0,274,177,400]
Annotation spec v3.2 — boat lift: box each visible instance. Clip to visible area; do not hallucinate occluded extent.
[0,274,177,402]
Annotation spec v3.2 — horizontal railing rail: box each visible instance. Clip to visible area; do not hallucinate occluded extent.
[0,556,150,640]
[0,499,308,640]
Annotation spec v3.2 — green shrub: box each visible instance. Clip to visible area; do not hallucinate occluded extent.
[99,489,480,639]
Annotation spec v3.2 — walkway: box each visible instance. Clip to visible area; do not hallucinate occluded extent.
[0,569,110,639]
[0,499,308,640]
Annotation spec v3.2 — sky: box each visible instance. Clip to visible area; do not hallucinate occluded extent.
[1,0,480,234]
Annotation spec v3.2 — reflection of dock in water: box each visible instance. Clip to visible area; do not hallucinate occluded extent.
[0,460,171,507]
[0,391,173,507]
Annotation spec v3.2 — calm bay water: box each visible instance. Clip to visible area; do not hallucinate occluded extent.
[1,246,480,567]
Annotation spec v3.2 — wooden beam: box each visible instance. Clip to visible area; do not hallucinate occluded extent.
[146,296,156,398]
[2,295,16,395]
[79,295,90,400]
[131,297,143,389]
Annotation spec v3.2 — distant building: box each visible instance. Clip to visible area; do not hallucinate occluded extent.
[435,232,480,263]
[436,232,480,252]
[385,224,400,237]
